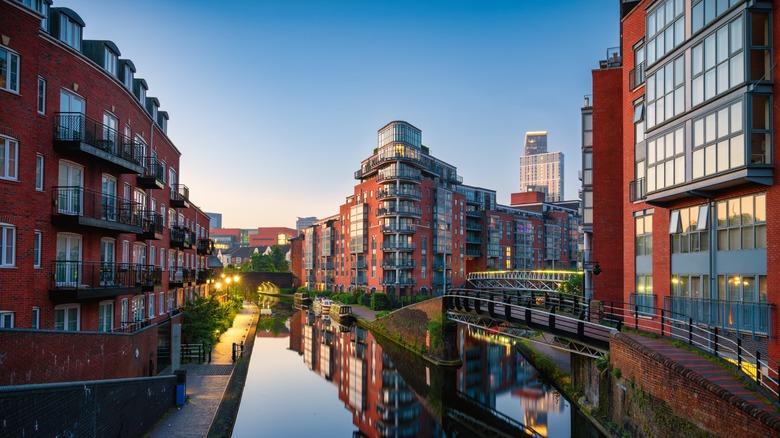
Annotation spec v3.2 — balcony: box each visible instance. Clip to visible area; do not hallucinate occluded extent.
[466,222,482,231]
[381,243,415,252]
[49,261,142,302]
[376,188,422,201]
[377,207,421,218]
[381,260,415,269]
[51,187,142,234]
[136,156,165,190]
[376,172,422,183]
[170,225,195,249]
[197,268,214,285]
[466,249,483,258]
[171,183,190,208]
[139,265,163,292]
[380,278,416,287]
[628,177,647,202]
[664,296,771,336]
[197,238,214,255]
[432,261,450,271]
[629,292,657,317]
[350,276,367,286]
[53,112,144,174]
[138,212,164,240]
[169,267,197,288]
[628,61,646,90]
[351,260,367,270]
[380,224,415,234]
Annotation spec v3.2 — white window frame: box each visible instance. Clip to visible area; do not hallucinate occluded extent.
[98,300,113,332]
[0,311,14,328]
[0,223,16,267]
[37,76,46,114]
[104,47,118,77]
[0,47,20,93]
[159,293,165,316]
[59,14,82,50]
[149,293,155,318]
[31,307,40,329]
[33,230,42,268]
[54,304,80,331]
[1,136,19,181]
[35,154,44,191]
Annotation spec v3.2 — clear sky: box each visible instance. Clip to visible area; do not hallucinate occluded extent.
[62,0,619,229]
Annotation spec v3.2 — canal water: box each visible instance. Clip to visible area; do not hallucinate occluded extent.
[232,310,602,438]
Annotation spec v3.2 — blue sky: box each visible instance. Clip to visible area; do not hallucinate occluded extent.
[62,0,619,228]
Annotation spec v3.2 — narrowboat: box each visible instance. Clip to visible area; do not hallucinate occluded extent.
[329,303,354,325]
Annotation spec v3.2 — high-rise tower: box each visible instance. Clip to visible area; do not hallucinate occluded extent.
[520,131,564,202]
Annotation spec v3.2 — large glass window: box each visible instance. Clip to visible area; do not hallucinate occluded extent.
[646,55,684,128]
[646,126,684,192]
[635,215,653,256]
[692,98,744,179]
[54,304,79,330]
[33,230,41,268]
[717,193,766,250]
[692,16,744,107]
[0,47,20,93]
[749,12,771,82]
[670,205,709,253]
[37,77,46,114]
[104,47,118,77]
[98,301,113,332]
[692,0,741,34]
[35,154,44,191]
[646,0,684,66]
[0,136,18,180]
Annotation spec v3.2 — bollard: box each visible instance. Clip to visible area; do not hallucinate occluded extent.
[232,342,237,362]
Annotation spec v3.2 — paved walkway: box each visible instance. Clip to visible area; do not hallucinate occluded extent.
[146,301,258,438]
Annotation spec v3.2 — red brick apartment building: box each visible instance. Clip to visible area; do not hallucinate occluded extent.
[585,0,780,364]
[294,121,581,297]
[0,0,215,383]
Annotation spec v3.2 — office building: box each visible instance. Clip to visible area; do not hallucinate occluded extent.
[520,131,564,202]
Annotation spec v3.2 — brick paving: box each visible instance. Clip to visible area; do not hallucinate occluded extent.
[145,302,258,438]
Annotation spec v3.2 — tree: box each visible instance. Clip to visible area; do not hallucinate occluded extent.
[249,245,289,272]
[558,273,583,295]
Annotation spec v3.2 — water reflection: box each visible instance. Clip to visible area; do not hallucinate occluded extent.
[275,310,599,437]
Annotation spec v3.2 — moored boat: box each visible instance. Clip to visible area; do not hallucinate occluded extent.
[329,302,354,325]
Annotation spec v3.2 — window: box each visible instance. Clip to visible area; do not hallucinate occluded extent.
[59,14,82,50]
[716,273,768,333]
[692,98,744,179]
[31,307,39,329]
[0,47,20,93]
[149,293,155,318]
[692,0,742,34]
[123,63,134,89]
[54,304,79,330]
[691,16,744,107]
[631,39,646,89]
[0,136,18,180]
[635,215,653,256]
[0,311,13,328]
[103,112,119,151]
[33,230,41,268]
[132,295,145,322]
[670,205,709,253]
[646,0,684,66]
[159,293,165,316]
[671,274,708,299]
[104,47,118,77]
[717,193,766,250]
[98,301,113,332]
[646,126,684,192]
[0,224,15,267]
[121,298,129,327]
[35,154,44,191]
[634,275,654,315]
[749,12,771,82]
[37,77,46,114]
[646,55,685,128]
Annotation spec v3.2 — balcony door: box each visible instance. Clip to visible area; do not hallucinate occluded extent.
[59,89,85,140]
[55,233,81,286]
[100,239,115,286]
[102,112,118,152]
[101,175,117,221]
[58,161,82,215]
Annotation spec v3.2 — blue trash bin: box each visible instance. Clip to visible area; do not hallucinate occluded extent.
[176,383,186,406]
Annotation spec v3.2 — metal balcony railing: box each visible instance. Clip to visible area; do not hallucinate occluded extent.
[54,112,143,165]
[628,61,646,90]
[664,296,771,336]
[141,212,164,236]
[629,293,657,316]
[197,238,214,255]
[377,188,422,201]
[381,243,416,251]
[50,261,155,290]
[142,156,165,182]
[52,186,141,227]
[381,260,415,269]
[170,226,195,247]
[380,224,416,233]
[380,278,416,286]
[628,177,647,202]
[377,207,422,218]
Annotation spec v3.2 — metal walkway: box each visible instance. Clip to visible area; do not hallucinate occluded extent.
[467,270,581,293]
[445,288,614,358]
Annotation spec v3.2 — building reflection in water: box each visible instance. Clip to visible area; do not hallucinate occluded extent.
[287,310,574,438]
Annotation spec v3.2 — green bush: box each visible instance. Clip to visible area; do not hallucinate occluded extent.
[371,292,391,310]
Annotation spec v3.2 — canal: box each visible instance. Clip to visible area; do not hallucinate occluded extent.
[232,310,602,437]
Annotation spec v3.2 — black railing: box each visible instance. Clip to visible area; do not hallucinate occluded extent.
[628,177,647,202]
[377,207,422,218]
[380,278,416,286]
[380,224,416,233]
[380,243,416,251]
[197,238,214,255]
[376,188,422,200]
[170,226,195,247]
[50,261,145,289]
[52,186,141,226]
[143,156,165,182]
[54,112,143,165]
[381,260,415,269]
[168,267,196,284]
[141,212,164,236]
[629,293,656,316]
[173,183,189,202]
